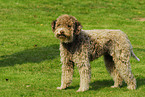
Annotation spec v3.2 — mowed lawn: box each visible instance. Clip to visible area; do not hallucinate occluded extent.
[0,0,145,96]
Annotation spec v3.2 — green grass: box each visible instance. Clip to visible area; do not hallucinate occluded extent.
[0,0,145,96]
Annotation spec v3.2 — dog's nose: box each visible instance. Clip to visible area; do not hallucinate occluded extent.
[60,30,64,34]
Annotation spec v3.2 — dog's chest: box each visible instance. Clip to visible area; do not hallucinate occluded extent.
[62,40,81,54]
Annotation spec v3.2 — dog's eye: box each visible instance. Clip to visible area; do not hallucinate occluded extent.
[68,25,71,28]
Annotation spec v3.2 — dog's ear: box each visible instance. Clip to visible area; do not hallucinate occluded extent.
[74,21,82,35]
[51,20,56,32]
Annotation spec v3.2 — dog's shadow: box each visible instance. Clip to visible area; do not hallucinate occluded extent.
[68,78,145,91]
[90,77,145,91]
[90,79,114,90]
[0,44,59,67]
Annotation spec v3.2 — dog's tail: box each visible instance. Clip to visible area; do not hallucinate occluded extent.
[131,50,140,61]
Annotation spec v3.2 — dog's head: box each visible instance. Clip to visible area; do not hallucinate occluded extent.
[51,15,82,43]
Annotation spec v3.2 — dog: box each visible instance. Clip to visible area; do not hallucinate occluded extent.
[51,14,140,92]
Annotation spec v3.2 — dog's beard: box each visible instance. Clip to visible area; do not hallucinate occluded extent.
[54,27,74,43]
[56,34,67,38]
[56,33,73,43]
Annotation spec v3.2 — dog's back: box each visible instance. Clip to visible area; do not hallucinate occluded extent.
[82,29,140,61]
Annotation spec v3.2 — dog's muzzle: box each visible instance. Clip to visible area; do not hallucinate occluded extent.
[55,28,70,39]
[54,27,73,43]
[56,30,67,38]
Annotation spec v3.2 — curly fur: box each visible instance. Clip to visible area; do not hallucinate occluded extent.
[51,14,140,92]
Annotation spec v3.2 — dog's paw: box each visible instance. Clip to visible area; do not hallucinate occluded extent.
[111,85,119,88]
[57,86,66,90]
[76,87,89,92]
[127,85,136,90]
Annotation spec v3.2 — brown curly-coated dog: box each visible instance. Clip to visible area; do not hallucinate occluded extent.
[51,14,140,92]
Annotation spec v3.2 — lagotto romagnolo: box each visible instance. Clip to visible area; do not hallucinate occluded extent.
[51,14,140,92]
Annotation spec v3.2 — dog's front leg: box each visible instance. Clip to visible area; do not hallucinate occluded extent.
[57,62,74,90]
[77,63,91,92]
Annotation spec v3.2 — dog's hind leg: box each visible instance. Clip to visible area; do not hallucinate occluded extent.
[114,60,136,90]
[104,54,123,88]
[113,50,136,90]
